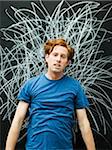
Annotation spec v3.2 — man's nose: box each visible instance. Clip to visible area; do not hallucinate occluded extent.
[56,55,61,62]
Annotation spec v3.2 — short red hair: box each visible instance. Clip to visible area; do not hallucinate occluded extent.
[44,38,74,60]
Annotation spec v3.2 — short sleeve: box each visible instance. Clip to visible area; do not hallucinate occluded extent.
[17,79,32,103]
[75,81,89,109]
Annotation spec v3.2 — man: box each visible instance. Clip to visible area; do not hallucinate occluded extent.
[6,39,95,150]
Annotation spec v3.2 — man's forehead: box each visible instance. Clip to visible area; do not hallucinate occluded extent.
[53,45,68,53]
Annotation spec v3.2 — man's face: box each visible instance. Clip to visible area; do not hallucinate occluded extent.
[45,45,70,73]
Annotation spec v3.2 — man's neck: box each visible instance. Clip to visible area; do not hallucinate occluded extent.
[45,71,64,80]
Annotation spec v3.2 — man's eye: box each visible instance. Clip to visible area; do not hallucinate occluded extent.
[53,53,58,56]
[61,55,66,58]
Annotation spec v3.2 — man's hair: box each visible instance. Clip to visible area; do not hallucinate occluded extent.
[44,38,74,60]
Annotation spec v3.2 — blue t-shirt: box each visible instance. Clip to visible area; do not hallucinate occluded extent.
[17,74,89,150]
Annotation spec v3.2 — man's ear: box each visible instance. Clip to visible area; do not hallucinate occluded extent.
[45,54,49,62]
[67,60,71,66]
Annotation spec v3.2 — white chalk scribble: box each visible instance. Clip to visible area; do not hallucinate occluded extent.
[0,0,112,141]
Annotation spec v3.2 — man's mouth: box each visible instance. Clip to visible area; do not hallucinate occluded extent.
[54,64,61,67]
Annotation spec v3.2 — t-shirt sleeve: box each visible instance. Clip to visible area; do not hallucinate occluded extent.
[75,81,89,109]
[17,79,32,103]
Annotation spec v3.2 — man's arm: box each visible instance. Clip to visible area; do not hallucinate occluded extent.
[5,101,29,150]
[76,108,96,150]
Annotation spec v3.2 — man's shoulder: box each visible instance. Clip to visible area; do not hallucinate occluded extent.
[23,74,42,85]
[65,75,79,83]
[30,74,41,81]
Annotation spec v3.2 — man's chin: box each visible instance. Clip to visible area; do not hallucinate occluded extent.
[52,68,63,73]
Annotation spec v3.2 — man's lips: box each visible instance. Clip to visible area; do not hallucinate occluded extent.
[54,64,61,67]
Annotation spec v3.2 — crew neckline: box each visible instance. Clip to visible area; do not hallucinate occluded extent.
[44,74,65,81]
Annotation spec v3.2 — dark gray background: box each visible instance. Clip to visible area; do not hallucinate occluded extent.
[0,1,112,150]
